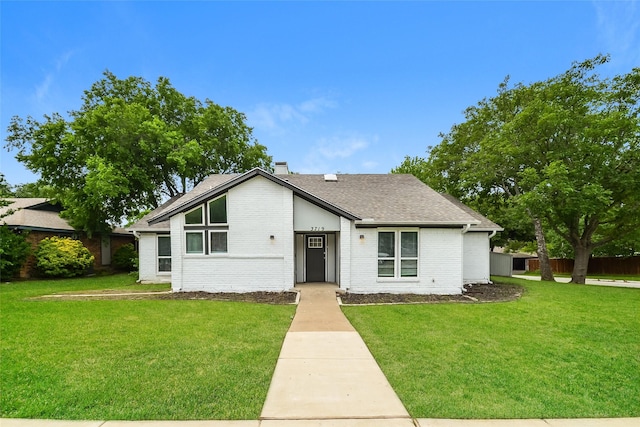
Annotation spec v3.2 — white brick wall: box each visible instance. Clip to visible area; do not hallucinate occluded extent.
[170,214,184,292]
[347,227,464,295]
[339,217,352,290]
[422,228,463,293]
[463,232,491,284]
[177,176,295,293]
[137,174,483,295]
[137,233,172,284]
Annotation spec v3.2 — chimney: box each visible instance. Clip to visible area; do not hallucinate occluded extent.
[274,161,289,175]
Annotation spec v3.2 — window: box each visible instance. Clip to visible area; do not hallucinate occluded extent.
[158,235,171,272]
[377,231,418,278]
[210,231,228,253]
[184,196,228,255]
[377,232,395,277]
[308,236,323,248]
[185,206,204,225]
[186,231,204,254]
[209,196,227,224]
[400,232,418,277]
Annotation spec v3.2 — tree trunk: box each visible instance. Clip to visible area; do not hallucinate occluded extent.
[533,216,555,282]
[571,243,591,284]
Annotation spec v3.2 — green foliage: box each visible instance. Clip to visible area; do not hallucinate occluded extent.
[12,181,55,198]
[6,70,272,235]
[0,173,13,197]
[112,243,137,271]
[397,55,640,281]
[0,226,31,280]
[35,237,94,278]
[0,275,294,420]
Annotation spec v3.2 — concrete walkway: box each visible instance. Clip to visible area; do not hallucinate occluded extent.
[260,284,412,424]
[512,275,640,289]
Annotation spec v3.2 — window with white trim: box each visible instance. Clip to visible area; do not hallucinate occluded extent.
[209,231,228,253]
[186,231,204,254]
[158,235,171,272]
[308,236,323,248]
[184,196,229,255]
[208,196,227,224]
[185,206,204,225]
[377,230,418,278]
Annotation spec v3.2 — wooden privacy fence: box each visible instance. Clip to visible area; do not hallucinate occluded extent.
[527,256,640,275]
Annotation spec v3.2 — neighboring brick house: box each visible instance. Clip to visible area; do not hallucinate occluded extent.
[1,198,134,278]
[129,163,502,294]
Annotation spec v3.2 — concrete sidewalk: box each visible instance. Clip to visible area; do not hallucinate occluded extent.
[3,418,640,426]
[512,275,640,289]
[259,284,411,423]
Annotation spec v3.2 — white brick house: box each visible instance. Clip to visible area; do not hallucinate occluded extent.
[128,163,502,294]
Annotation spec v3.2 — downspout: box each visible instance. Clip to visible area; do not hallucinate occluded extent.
[461,224,472,234]
[488,230,497,238]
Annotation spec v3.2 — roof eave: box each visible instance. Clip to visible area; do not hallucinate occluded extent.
[128,227,171,233]
[148,168,360,225]
[6,225,75,233]
[355,220,482,228]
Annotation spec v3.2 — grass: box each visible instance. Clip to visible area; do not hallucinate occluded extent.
[0,274,295,420]
[342,277,640,419]
[521,271,640,281]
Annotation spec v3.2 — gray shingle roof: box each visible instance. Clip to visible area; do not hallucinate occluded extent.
[1,198,132,235]
[129,168,502,231]
[1,198,73,232]
[283,174,485,226]
[128,175,238,231]
[440,194,503,231]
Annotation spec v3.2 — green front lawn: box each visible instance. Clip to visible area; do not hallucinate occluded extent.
[521,271,640,281]
[343,277,640,419]
[0,275,295,420]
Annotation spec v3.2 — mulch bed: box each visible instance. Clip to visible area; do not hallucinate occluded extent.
[33,282,523,305]
[339,282,524,305]
[153,290,299,304]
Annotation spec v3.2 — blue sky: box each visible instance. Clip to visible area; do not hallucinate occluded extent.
[1,1,639,186]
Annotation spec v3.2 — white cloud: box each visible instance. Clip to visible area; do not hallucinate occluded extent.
[294,133,377,174]
[34,74,54,103]
[361,160,379,170]
[247,96,337,133]
[298,96,337,114]
[593,1,640,66]
[32,50,76,105]
[317,135,369,159]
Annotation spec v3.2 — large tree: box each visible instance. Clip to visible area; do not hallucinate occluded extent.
[395,55,640,284]
[6,71,271,235]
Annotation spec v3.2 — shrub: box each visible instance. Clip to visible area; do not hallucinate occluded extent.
[0,225,31,281]
[112,243,137,271]
[35,236,94,278]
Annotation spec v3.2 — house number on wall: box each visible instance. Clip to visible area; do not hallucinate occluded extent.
[310,227,325,231]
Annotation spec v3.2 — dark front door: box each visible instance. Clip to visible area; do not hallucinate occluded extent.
[305,235,326,282]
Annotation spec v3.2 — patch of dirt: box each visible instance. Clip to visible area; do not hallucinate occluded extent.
[154,291,299,304]
[32,282,523,305]
[33,290,299,304]
[339,282,524,305]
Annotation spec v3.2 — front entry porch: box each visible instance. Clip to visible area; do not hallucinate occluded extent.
[294,232,339,284]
